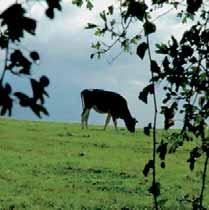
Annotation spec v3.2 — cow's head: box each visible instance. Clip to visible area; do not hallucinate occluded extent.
[125,117,138,133]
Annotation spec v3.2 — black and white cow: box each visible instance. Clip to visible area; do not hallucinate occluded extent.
[81,89,138,132]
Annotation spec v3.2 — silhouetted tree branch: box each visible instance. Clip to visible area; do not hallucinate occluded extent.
[143,0,159,208]
[82,0,209,209]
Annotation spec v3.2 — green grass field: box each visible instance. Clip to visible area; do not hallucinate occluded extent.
[0,118,208,210]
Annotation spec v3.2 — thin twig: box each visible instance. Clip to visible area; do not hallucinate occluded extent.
[106,50,123,64]
[143,0,158,209]
[103,0,185,64]
[119,0,125,30]
[97,17,132,55]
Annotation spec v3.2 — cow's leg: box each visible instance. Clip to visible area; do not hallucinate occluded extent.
[81,109,86,129]
[104,113,111,130]
[113,118,118,131]
[81,108,90,129]
[84,109,90,129]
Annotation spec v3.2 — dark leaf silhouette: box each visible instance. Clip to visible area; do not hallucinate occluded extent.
[72,0,83,7]
[187,147,201,171]
[161,102,177,130]
[162,56,170,69]
[144,122,152,136]
[45,8,54,19]
[90,53,94,59]
[85,23,97,29]
[46,0,62,10]
[0,83,13,116]
[45,0,62,19]
[151,60,160,74]
[187,0,202,14]
[30,51,40,62]
[0,4,36,41]
[14,91,49,118]
[0,33,8,49]
[139,84,154,104]
[87,1,93,10]
[202,143,209,154]
[21,17,36,35]
[143,21,156,35]
[143,160,154,177]
[181,45,193,58]
[8,50,32,75]
[125,1,147,22]
[99,11,107,22]
[169,36,179,57]
[149,182,160,197]
[14,92,30,107]
[160,161,165,168]
[108,5,114,15]
[137,42,148,59]
[40,76,50,87]
[31,76,49,104]
[157,141,168,161]
[139,90,148,104]
[30,103,49,118]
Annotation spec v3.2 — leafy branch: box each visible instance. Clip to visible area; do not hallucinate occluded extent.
[0,0,63,117]
[155,5,209,209]
[82,0,209,209]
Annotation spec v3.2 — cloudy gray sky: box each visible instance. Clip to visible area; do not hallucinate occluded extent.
[2,0,192,128]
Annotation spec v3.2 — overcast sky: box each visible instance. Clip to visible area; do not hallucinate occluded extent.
[1,0,192,128]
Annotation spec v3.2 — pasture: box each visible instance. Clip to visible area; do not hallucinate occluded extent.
[0,118,208,210]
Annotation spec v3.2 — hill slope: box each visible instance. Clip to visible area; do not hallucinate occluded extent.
[0,119,208,209]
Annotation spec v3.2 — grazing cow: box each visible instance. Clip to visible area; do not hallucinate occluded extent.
[81,89,138,132]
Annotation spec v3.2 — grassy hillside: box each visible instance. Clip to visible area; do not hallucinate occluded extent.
[0,118,208,210]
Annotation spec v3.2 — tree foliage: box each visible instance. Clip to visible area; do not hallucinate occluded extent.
[0,1,63,117]
[82,0,209,209]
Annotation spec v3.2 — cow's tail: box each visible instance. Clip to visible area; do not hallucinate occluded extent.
[81,90,85,110]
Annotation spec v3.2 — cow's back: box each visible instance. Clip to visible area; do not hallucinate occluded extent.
[86,89,128,118]
[81,89,127,114]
